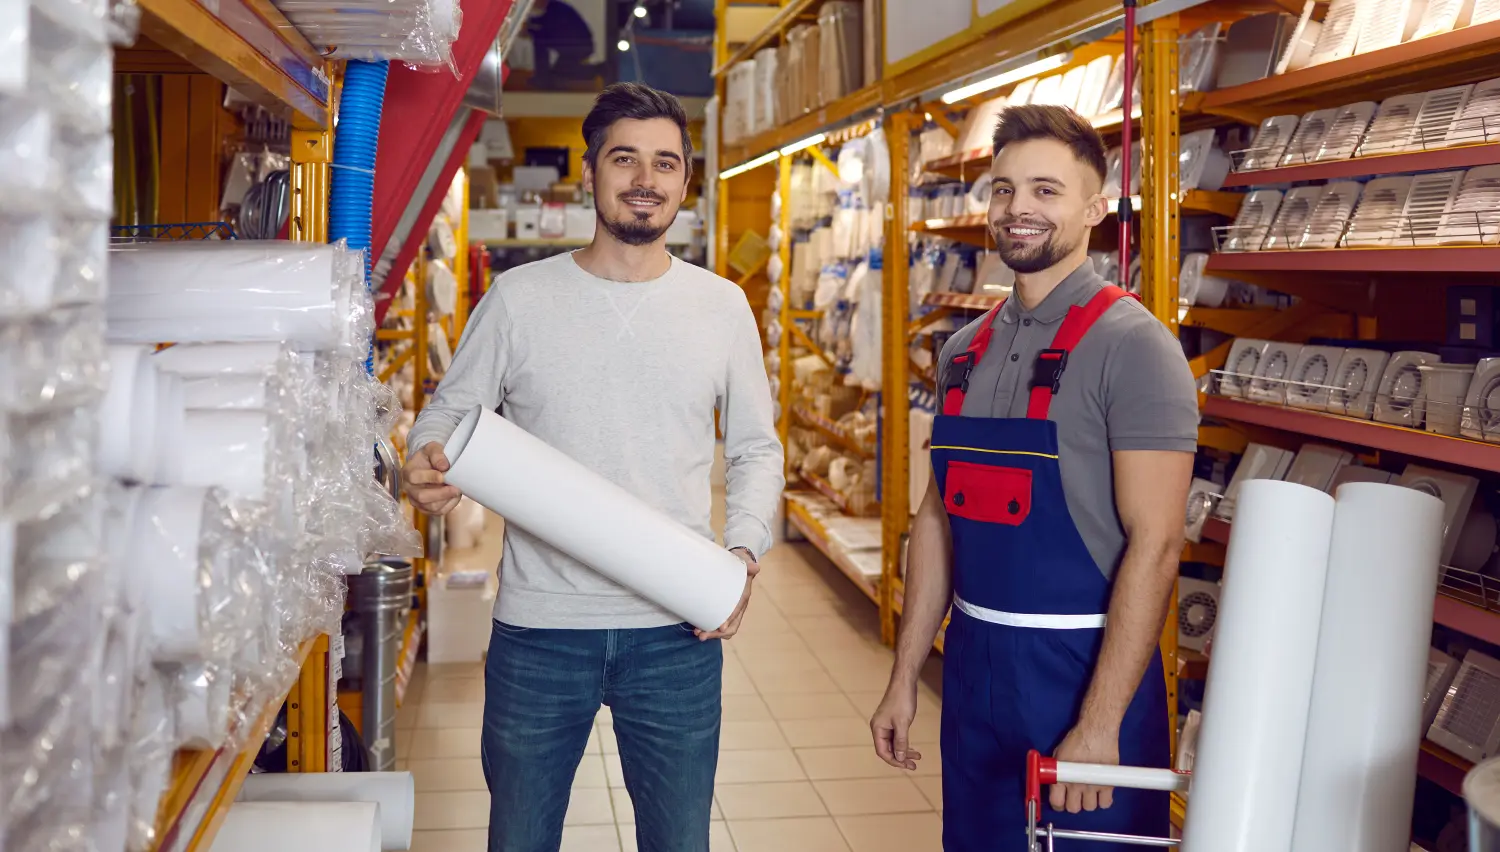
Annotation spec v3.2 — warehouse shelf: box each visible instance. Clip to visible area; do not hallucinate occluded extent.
[719,83,884,170]
[154,637,318,852]
[1201,19,1500,121]
[914,192,1239,246]
[1201,396,1500,474]
[785,492,881,603]
[1171,792,1186,830]
[1206,248,1500,274]
[131,0,333,128]
[792,405,877,458]
[1419,740,1472,797]
[923,291,1005,311]
[711,0,820,76]
[1221,142,1500,188]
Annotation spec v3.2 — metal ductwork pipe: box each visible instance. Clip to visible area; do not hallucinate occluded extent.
[350,559,415,771]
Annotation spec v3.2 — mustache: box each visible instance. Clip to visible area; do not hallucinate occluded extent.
[619,190,666,202]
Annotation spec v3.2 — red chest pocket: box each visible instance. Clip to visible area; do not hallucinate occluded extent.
[944,461,1033,525]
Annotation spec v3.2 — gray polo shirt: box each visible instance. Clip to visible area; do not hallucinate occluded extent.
[935,259,1199,578]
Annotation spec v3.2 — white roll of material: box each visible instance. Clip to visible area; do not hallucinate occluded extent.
[137,487,210,662]
[443,406,748,631]
[182,375,269,410]
[209,801,381,852]
[1181,479,1336,852]
[1290,482,1445,852]
[154,371,187,483]
[172,664,231,749]
[154,342,284,376]
[180,410,269,499]
[238,771,415,850]
[101,345,158,481]
[108,242,338,348]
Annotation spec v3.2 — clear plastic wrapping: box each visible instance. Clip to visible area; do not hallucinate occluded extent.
[0,305,108,413]
[272,0,462,70]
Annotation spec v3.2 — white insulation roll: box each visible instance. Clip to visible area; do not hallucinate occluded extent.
[1290,483,1445,852]
[101,345,159,481]
[107,242,338,347]
[137,487,210,663]
[173,664,231,749]
[154,342,284,376]
[443,406,747,631]
[238,771,415,850]
[180,410,270,499]
[209,801,381,852]
[1181,479,1335,852]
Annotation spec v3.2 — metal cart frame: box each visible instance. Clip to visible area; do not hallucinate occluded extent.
[1024,750,1192,850]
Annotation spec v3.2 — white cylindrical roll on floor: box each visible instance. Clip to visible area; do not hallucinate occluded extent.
[108,242,338,348]
[1181,479,1335,852]
[238,771,415,850]
[442,406,748,631]
[1290,482,1445,852]
[209,801,381,852]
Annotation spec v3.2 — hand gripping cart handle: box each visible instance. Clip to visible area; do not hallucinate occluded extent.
[1024,750,1192,850]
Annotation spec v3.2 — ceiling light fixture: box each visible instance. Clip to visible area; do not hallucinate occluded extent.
[778,133,826,156]
[718,151,780,180]
[939,53,1072,104]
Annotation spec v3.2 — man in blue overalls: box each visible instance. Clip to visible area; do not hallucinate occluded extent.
[870,104,1199,850]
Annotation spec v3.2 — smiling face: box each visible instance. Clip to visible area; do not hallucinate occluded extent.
[988,136,1107,274]
[582,117,688,247]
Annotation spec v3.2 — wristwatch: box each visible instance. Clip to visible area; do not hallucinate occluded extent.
[730,546,757,563]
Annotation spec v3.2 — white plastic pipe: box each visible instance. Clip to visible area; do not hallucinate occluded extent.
[1051,761,1192,794]
[442,406,747,631]
[238,772,415,850]
[1290,482,1445,852]
[1181,479,1336,852]
[209,801,381,852]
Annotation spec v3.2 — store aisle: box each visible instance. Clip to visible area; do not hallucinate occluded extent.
[397,520,946,852]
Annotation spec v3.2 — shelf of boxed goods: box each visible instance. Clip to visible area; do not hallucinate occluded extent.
[1206,247,1500,274]
[127,0,334,128]
[913,192,1243,247]
[153,637,320,852]
[711,0,822,76]
[1200,19,1500,122]
[784,492,882,603]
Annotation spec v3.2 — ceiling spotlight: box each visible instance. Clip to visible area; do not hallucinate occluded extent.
[617,38,631,51]
[633,6,647,18]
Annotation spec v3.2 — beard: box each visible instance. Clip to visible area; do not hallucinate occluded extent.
[994,219,1077,274]
[598,190,675,247]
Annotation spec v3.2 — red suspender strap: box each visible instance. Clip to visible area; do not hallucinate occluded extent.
[941,303,1004,416]
[1025,285,1139,420]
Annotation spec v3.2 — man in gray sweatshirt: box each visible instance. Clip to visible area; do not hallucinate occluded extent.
[401,83,785,852]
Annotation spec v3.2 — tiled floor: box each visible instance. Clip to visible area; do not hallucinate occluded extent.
[397,477,945,851]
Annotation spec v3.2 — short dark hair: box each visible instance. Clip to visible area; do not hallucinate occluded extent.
[992,104,1107,186]
[583,83,694,178]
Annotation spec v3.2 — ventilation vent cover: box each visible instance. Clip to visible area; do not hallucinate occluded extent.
[1475,0,1500,26]
[1357,94,1425,156]
[1415,0,1471,38]
[1181,129,1229,191]
[1326,348,1391,419]
[1315,101,1377,162]
[1411,85,1476,151]
[1263,186,1324,250]
[1445,77,1500,147]
[1308,0,1364,66]
[1242,115,1300,171]
[1221,189,1284,252]
[1462,357,1500,440]
[1249,342,1303,404]
[1177,578,1220,653]
[1356,0,1421,54]
[1276,1,1322,75]
[1374,350,1439,427]
[1399,170,1465,247]
[1301,181,1363,249]
[1281,108,1339,166]
[1097,54,1127,114]
[1076,54,1116,118]
[1287,347,1348,411]
[1181,23,1224,93]
[1343,176,1414,247]
[1222,338,1270,397]
[1437,166,1500,246]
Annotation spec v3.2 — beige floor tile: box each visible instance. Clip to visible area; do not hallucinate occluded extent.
[715,749,807,784]
[604,754,627,788]
[814,778,932,816]
[796,746,907,781]
[596,705,614,726]
[422,676,486,704]
[561,825,621,852]
[911,776,942,811]
[763,692,861,721]
[407,757,488,792]
[413,791,489,831]
[827,665,894,694]
[751,668,843,695]
[426,661,486,681]
[409,828,486,852]
[727,817,851,852]
[836,812,943,852]
[720,720,789,751]
[588,726,606,755]
[396,729,414,760]
[721,693,774,723]
[416,701,485,729]
[721,668,761,696]
[396,700,420,731]
[618,823,736,852]
[779,718,873,749]
[715,781,829,819]
[727,630,812,652]
[564,787,615,826]
[408,727,483,759]
[573,754,609,788]
[738,653,829,678]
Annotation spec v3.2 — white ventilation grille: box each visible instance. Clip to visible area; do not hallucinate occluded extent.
[1355,0,1418,54]
[1287,347,1347,411]
[1177,578,1220,653]
[1412,85,1475,151]
[1263,186,1324,250]
[1327,349,1391,419]
[1437,166,1500,246]
[1030,74,1063,106]
[1429,651,1500,764]
[1241,115,1300,171]
[1357,94,1425,156]
[1399,170,1465,247]
[1180,23,1223,93]
[1446,77,1500,147]
[1277,1,1322,75]
[1056,65,1087,113]
[1076,54,1115,119]
[1281,108,1338,166]
[1374,351,1439,427]
[1301,181,1363,249]
[1180,129,1228,191]
[1308,0,1364,66]
[1415,0,1471,38]
[1315,101,1377,162]
[1222,339,1270,397]
[1221,189,1284,252]
[1250,343,1303,404]
[1343,176,1414,247]
[1475,0,1500,25]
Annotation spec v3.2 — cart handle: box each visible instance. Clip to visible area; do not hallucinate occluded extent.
[1025,750,1192,815]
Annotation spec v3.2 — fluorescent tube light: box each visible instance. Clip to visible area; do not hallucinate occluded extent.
[779,133,826,156]
[940,54,1072,104]
[718,151,779,180]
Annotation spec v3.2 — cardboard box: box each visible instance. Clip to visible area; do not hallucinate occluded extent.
[469,166,500,209]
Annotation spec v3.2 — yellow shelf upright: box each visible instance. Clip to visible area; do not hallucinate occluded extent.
[776,153,794,476]
[290,129,332,244]
[1138,12,1181,331]
[879,112,917,648]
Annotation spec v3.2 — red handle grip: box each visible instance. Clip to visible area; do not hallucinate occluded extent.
[1025,750,1058,816]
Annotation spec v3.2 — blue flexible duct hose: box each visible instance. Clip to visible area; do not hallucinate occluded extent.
[329,59,390,374]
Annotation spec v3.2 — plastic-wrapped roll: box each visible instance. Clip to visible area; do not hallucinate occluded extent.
[1182,479,1335,852]
[181,375,270,410]
[107,242,338,348]
[238,772,415,850]
[136,487,210,662]
[178,410,270,500]
[100,345,159,481]
[171,664,231,749]
[154,342,286,376]
[443,406,747,631]
[209,801,381,852]
[152,371,186,484]
[1290,483,1445,852]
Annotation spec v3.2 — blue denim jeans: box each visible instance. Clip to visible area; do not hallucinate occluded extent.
[480,620,723,852]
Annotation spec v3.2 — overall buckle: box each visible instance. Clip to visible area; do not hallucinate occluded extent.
[950,351,978,392]
[1030,349,1069,394]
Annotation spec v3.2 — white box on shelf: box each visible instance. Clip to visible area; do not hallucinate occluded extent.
[563,205,595,241]
[514,208,542,241]
[468,209,509,242]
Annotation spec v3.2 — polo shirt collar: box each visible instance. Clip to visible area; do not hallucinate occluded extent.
[999,258,1104,325]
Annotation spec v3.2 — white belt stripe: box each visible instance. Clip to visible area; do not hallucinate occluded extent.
[952,596,1107,630]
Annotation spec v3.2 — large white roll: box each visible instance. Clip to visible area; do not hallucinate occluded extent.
[179,410,269,499]
[101,345,157,481]
[1290,483,1445,852]
[153,372,186,484]
[1181,479,1335,852]
[154,342,284,376]
[108,242,338,347]
[442,406,747,631]
[137,487,209,662]
[182,375,269,410]
[209,801,381,852]
[238,772,415,850]
[172,664,231,749]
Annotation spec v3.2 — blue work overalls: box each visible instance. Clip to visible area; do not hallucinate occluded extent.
[932,285,1171,851]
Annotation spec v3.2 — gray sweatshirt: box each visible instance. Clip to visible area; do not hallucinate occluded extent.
[406,252,785,629]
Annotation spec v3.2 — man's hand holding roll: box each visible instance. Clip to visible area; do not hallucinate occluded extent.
[403,442,463,516]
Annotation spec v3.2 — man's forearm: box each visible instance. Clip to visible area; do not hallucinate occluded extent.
[1075,535,1179,733]
[891,492,953,688]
